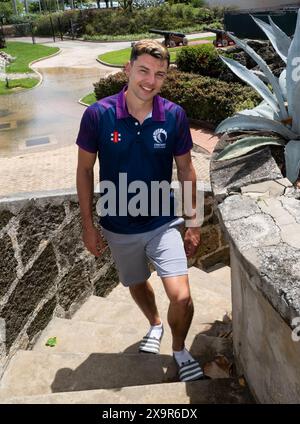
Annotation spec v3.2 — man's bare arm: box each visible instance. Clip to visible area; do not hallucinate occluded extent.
[175,151,201,258]
[76,147,105,256]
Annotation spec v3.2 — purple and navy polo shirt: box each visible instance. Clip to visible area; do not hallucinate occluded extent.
[76,85,193,234]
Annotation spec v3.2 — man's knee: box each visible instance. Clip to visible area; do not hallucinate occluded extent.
[169,293,193,309]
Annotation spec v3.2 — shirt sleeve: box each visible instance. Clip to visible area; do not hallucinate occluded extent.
[76,105,100,153]
[173,106,193,156]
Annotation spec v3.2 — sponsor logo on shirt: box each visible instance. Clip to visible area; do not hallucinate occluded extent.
[111,131,121,143]
[153,128,167,148]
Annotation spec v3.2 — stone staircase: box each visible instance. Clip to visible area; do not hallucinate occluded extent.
[0,266,254,404]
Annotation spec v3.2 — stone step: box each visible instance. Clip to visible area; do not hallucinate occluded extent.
[0,379,254,404]
[72,293,230,331]
[32,317,233,359]
[105,266,231,304]
[0,350,187,398]
[73,266,231,328]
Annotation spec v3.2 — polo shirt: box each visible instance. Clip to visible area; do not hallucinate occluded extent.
[76,85,193,234]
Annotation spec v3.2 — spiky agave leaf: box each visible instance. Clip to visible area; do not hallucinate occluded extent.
[237,100,280,120]
[286,9,300,118]
[268,16,291,61]
[279,69,287,100]
[220,56,279,114]
[251,15,291,63]
[226,32,288,119]
[216,136,285,161]
[285,139,300,182]
[216,115,299,140]
[291,79,300,134]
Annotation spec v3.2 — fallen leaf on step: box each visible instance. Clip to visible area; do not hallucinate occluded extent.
[203,354,233,379]
[45,337,57,347]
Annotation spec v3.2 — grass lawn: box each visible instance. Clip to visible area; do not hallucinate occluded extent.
[98,38,213,67]
[0,41,59,73]
[0,78,39,95]
[81,92,96,105]
[99,47,179,66]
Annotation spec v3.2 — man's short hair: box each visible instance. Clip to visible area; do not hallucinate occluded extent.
[130,39,170,67]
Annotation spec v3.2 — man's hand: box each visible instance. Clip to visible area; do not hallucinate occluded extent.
[184,226,201,258]
[82,225,106,257]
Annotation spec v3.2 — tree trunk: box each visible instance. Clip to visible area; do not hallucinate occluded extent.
[11,0,18,15]
[24,0,29,13]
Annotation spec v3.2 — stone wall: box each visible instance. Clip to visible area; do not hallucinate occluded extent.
[0,187,228,379]
[0,190,119,378]
[210,138,300,403]
[189,187,229,270]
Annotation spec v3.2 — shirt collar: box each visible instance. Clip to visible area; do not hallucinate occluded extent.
[116,85,165,122]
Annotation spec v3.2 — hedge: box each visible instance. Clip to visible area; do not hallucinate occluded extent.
[94,69,260,126]
[33,5,224,37]
[175,44,240,83]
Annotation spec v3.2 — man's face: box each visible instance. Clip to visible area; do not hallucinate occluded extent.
[125,54,168,102]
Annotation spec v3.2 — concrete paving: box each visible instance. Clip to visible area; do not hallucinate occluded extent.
[0,36,219,198]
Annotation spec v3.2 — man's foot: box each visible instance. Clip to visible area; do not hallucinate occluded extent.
[139,322,164,354]
[173,348,204,382]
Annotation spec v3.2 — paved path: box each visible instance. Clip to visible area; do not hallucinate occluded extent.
[0,35,218,198]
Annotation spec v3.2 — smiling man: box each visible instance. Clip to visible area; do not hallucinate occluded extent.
[76,40,203,382]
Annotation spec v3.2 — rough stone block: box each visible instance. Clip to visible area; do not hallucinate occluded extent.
[211,145,282,195]
[256,244,300,322]
[197,247,230,270]
[94,265,119,298]
[281,197,300,224]
[257,198,296,226]
[0,234,18,297]
[56,217,85,268]
[241,180,286,198]
[0,244,58,350]
[219,195,261,222]
[58,260,92,316]
[27,297,57,346]
[18,204,65,264]
[196,226,220,257]
[225,214,281,250]
[0,210,14,231]
[280,223,300,249]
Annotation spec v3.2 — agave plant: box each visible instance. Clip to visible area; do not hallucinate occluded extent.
[215,9,300,183]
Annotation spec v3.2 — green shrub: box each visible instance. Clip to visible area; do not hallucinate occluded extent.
[85,23,95,36]
[33,5,223,37]
[94,69,260,125]
[190,0,206,8]
[94,72,128,100]
[176,44,239,82]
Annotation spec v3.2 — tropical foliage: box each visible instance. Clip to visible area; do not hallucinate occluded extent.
[215,10,300,183]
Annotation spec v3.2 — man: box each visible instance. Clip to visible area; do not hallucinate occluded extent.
[76,40,203,382]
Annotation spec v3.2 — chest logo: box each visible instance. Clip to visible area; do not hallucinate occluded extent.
[111,131,121,143]
[153,128,167,148]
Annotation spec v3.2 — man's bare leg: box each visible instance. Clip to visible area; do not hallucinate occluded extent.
[129,280,161,326]
[161,275,194,351]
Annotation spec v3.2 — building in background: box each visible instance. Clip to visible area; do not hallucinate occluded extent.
[205,0,300,10]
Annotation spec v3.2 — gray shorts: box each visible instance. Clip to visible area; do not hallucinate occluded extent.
[101,218,188,287]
